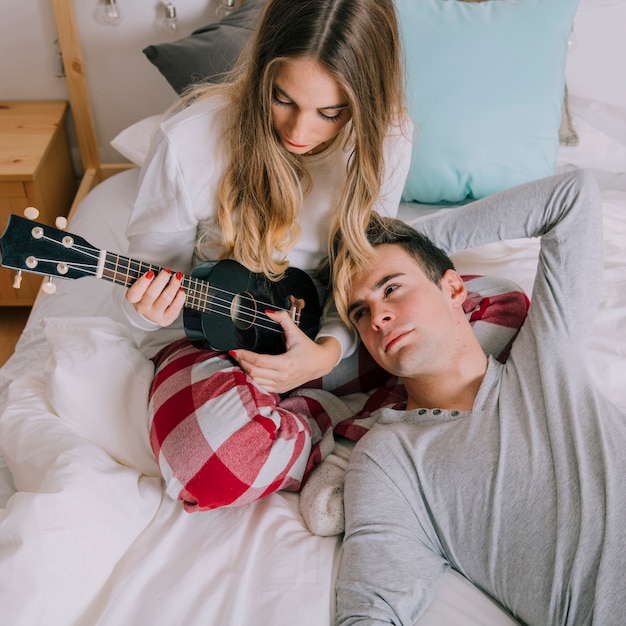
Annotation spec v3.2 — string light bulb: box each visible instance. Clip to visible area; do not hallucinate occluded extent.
[95,0,123,26]
[159,2,179,32]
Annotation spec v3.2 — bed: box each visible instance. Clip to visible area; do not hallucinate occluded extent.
[1,0,625,624]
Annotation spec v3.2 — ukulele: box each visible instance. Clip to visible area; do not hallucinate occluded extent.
[0,213,321,354]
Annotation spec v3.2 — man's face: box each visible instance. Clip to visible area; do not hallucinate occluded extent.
[348,244,464,379]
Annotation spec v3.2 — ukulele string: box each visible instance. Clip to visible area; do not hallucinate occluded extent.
[39,253,283,333]
[100,253,296,322]
[182,286,282,334]
[33,243,294,333]
[184,278,283,313]
[105,261,287,330]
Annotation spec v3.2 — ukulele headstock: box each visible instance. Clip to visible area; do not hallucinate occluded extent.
[1,210,98,292]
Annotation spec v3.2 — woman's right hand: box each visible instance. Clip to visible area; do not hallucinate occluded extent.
[125,268,186,327]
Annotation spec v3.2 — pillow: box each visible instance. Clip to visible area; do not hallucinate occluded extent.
[397,0,580,204]
[143,0,267,94]
[43,317,160,477]
[110,114,162,165]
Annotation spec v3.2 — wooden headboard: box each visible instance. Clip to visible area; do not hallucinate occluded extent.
[51,0,133,217]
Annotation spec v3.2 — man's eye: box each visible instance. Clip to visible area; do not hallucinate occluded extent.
[384,284,398,298]
[351,308,367,324]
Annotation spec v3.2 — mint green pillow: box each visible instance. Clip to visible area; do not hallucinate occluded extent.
[397,0,580,204]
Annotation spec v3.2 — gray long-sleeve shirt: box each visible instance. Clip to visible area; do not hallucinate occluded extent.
[336,170,626,625]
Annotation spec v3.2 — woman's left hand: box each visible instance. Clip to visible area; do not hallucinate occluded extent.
[229,309,342,394]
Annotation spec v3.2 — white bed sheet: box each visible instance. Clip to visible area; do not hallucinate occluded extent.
[1,153,625,624]
[0,170,340,626]
[0,170,523,626]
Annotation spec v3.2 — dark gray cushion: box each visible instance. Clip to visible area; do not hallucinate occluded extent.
[143,0,267,94]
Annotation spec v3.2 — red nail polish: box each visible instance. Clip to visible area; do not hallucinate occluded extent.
[228,350,237,358]
[175,271,182,281]
[165,268,171,274]
[145,270,154,280]
[265,309,276,315]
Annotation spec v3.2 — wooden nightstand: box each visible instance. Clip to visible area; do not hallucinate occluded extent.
[0,101,77,306]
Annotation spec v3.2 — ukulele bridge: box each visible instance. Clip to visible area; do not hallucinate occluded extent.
[289,295,305,328]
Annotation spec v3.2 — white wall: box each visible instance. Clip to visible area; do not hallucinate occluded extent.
[1,0,222,164]
[1,0,625,165]
[567,2,626,108]
[1,0,67,99]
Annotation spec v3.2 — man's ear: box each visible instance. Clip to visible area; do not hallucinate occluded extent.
[441,269,467,309]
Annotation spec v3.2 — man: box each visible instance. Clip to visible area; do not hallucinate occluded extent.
[334,170,626,625]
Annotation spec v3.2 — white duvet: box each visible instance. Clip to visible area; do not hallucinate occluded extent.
[1,110,625,624]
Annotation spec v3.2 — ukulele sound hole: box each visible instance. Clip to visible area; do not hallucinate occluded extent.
[230,292,256,330]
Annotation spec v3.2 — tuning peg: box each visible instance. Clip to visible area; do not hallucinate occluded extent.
[41,277,57,294]
[13,270,22,289]
[55,216,68,230]
[24,206,40,220]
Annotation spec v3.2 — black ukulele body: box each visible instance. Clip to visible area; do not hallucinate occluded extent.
[183,260,321,354]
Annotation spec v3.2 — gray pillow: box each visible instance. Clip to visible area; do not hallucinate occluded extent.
[143,0,267,94]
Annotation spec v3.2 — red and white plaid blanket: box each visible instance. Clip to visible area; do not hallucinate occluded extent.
[149,275,529,512]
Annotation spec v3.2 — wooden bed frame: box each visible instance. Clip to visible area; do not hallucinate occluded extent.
[51,0,133,219]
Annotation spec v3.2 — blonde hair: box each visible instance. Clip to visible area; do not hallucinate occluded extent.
[332,213,455,325]
[179,0,406,280]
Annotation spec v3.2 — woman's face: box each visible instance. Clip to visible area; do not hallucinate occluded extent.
[271,57,352,156]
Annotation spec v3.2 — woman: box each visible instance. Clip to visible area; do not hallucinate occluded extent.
[120,0,414,511]
[124,0,411,389]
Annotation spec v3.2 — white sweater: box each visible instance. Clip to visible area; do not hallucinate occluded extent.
[122,94,413,358]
